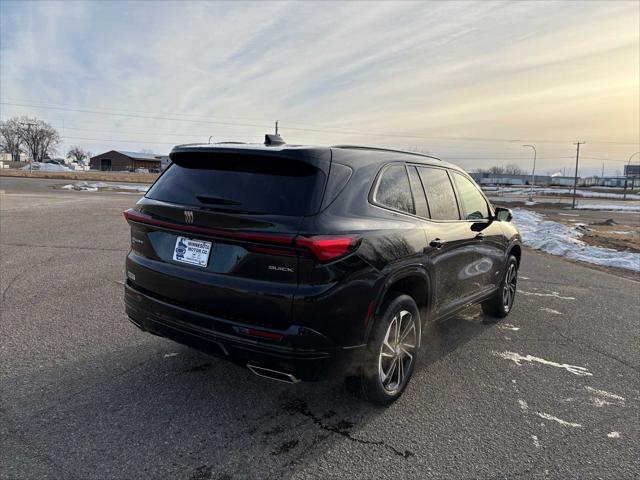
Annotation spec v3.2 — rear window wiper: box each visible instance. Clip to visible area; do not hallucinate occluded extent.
[196,195,242,206]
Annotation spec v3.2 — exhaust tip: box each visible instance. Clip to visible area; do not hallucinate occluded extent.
[247,364,300,384]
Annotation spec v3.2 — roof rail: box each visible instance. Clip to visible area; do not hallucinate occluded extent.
[331,145,441,161]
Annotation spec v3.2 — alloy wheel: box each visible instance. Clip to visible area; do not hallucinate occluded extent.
[378,310,416,394]
[502,263,517,312]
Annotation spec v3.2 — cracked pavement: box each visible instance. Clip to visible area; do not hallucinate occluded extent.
[1,177,639,479]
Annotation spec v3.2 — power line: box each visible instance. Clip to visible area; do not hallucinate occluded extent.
[3,100,639,146]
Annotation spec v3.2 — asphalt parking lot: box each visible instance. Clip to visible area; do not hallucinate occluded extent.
[1,177,638,480]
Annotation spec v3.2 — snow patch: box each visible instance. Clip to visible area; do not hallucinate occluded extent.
[540,307,562,315]
[499,323,520,331]
[584,386,625,401]
[518,290,575,300]
[536,412,582,427]
[607,431,620,438]
[22,162,71,172]
[584,386,625,407]
[518,399,529,412]
[574,204,640,212]
[512,208,640,272]
[485,185,640,200]
[531,435,541,448]
[493,351,592,376]
[61,181,149,193]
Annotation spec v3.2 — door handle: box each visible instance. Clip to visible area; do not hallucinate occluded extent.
[475,232,485,240]
[429,238,445,249]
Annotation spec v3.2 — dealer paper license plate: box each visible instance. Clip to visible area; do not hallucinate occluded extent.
[172,236,212,267]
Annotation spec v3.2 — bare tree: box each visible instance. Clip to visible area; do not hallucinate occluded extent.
[504,163,524,175]
[485,164,524,175]
[0,118,24,161]
[67,145,91,163]
[17,116,61,163]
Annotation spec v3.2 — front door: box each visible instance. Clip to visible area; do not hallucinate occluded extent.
[412,166,480,315]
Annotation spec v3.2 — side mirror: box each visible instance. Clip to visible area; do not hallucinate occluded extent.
[495,207,513,222]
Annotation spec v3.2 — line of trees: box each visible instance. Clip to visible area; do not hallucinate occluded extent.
[474,164,524,175]
[0,116,90,164]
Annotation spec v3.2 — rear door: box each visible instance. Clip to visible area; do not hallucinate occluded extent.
[413,166,480,315]
[125,148,330,329]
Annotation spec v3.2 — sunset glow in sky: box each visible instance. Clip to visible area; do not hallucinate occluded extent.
[1,0,638,175]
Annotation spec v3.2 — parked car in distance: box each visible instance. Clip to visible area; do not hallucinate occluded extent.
[124,135,522,405]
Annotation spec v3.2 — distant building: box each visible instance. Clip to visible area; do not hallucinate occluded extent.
[624,164,640,177]
[470,172,552,186]
[90,150,169,172]
[549,176,576,187]
[581,176,636,188]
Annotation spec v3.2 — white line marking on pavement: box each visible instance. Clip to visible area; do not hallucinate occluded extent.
[163,352,179,358]
[493,351,592,376]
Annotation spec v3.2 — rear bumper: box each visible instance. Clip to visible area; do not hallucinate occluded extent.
[124,282,364,381]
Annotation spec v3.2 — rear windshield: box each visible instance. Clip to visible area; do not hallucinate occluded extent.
[146,153,326,216]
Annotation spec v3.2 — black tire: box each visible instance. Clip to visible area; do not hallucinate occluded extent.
[481,255,518,321]
[346,294,420,406]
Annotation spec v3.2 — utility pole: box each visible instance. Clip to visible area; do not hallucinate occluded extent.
[522,144,537,200]
[571,141,585,209]
[601,163,604,177]
[19,122,37,172]
[275,120,279,135]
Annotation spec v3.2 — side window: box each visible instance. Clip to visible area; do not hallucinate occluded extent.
[452,171,490,220]
[375,164,415,214]
[407,166,429,218]
[417,167,460,220]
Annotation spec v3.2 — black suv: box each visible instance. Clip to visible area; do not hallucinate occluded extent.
[124,136,521,405]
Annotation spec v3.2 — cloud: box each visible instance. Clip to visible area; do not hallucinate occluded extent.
[1,0,638,174]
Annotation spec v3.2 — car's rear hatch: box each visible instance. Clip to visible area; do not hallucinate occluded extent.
[125,145,331,330]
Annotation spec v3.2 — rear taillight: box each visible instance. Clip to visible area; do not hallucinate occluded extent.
[295,235,359,262]
[123,209,358,262]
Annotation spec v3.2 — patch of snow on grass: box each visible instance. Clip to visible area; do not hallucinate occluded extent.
[493,351,592,376]
[574,204,640,212]
[22,162,71,172]
[512,208,640,272]
[61,181,149,193]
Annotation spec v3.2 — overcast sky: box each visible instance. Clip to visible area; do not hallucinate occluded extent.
[1,0,638,175]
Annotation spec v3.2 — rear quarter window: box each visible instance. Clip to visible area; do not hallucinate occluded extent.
[374,164,415,214]
[146,153,326,216]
